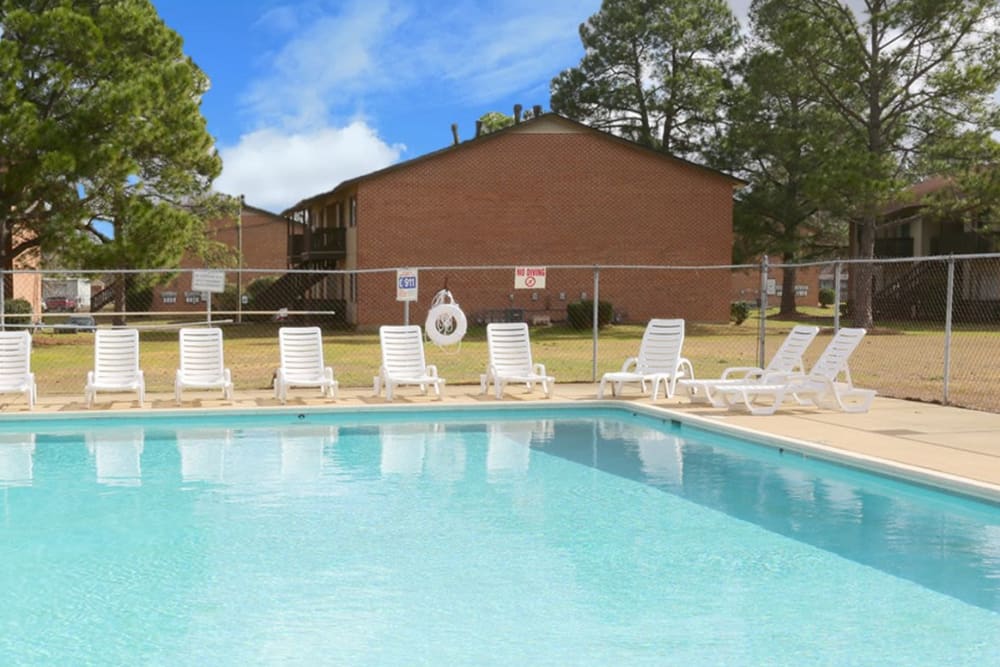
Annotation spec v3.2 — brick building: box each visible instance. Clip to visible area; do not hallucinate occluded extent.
[149,203,288,313]
[282,113,742,327]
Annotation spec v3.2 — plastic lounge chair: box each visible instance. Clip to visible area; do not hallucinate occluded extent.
[275,326,338,404]
[85,328,145,407]
[175,327,234,403]
[716,327,877,415]
[481,322,554,399]
[598,318,694,400]
[0,330,37,409]
[374,325,445,402]
[677,325,820,406]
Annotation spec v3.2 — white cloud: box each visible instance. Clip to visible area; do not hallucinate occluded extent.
[243,0,596,126]
[218,0,599,211]
[215,122,404,212]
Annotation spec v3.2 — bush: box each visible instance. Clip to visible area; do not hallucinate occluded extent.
[126,285,153,312]
[730,301,751,325]
[246,276,277,302]
[567,299,613,329]
[818,288,836,308]
[4,298,33,326]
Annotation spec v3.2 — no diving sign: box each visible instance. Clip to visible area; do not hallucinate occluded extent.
[514,266,546,289]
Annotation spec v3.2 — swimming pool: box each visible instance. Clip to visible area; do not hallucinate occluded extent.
[1,406,998,664]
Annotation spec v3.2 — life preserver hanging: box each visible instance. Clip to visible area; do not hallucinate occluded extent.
[425,290,467,347]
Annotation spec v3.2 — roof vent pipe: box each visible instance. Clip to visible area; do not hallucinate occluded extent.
[475,120,483,138]
[533,104,543,117]
[513,104,522,124]
[451,123,459,145]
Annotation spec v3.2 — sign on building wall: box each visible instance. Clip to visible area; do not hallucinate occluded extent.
[191,270,226,294]
[514,266,546,289]
[396,269,419,301]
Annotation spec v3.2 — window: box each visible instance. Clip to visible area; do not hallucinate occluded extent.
[349,197,357,227]
[161,291,177,305]
[336,202,343,228]
[184,291,202,305]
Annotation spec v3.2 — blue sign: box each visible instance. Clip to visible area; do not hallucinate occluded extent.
[396,269,418,301]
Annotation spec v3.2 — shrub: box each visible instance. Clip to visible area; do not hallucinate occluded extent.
[4,298,33,326]
[818,287,836,308]
[567,299,613,329]
[126,285,153,312]
[246,276,277,302]
[730,301,751,325]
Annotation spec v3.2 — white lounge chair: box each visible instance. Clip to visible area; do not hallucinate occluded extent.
[678,324,820,406]
[598,318,694,400]
[374,325,445,401]
[481,322,554,399]
[0,330,37,409]
[85,328,145,407]
[275,326,338,404]
[716,327,877,415]
[175,327,234,403]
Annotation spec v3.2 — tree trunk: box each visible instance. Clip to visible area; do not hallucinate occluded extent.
[779,263,798,316]
[1,221,11,300]
[113,276,127,326]
[852,218,876,329]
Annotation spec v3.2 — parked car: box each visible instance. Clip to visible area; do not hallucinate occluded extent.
[57,315,96,334]
[44,296,78,312]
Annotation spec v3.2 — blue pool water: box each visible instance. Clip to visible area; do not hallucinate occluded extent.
[0,407,998,665]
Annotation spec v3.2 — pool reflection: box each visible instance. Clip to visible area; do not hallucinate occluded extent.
[0,433,35,487]
[538,417,1000,613]
[86,429,144,487]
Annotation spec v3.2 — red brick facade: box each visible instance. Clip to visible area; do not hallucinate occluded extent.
[151,204,288,313]
[287,115,741,327]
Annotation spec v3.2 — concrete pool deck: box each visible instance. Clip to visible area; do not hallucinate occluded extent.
[7,383,1000,499]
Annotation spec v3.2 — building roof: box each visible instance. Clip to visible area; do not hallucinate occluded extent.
[282,113,745,214]
[882,176,954,219]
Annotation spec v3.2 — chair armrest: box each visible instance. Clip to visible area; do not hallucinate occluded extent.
[620,357,638,372]
[425,364,439,378]
[533,363,548,377]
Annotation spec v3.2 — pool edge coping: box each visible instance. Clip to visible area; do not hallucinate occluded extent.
[2,398,998,504]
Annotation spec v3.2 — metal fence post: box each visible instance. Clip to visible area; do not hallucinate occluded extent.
[943,255,955,405]
[592,266,600,382]
[757,255,768,368]
[833,261,842,332]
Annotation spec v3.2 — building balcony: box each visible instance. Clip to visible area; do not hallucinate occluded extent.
[874,237,914,258]
[289,227,347,263]
[930,232,996,255]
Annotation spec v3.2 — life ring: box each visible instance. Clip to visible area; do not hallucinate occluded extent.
[425,303,467,346]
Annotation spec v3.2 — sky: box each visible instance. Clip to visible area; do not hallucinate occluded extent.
[153,0,752,213]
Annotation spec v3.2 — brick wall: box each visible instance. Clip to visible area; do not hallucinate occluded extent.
[150,205,288,313]
[353,126,736,326]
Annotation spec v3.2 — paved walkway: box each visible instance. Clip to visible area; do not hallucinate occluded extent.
[8,382,1000,500]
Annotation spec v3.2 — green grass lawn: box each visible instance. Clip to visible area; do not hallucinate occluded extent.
[19,315,1000,413]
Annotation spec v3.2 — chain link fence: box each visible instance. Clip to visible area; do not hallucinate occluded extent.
[1,254,998,412]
